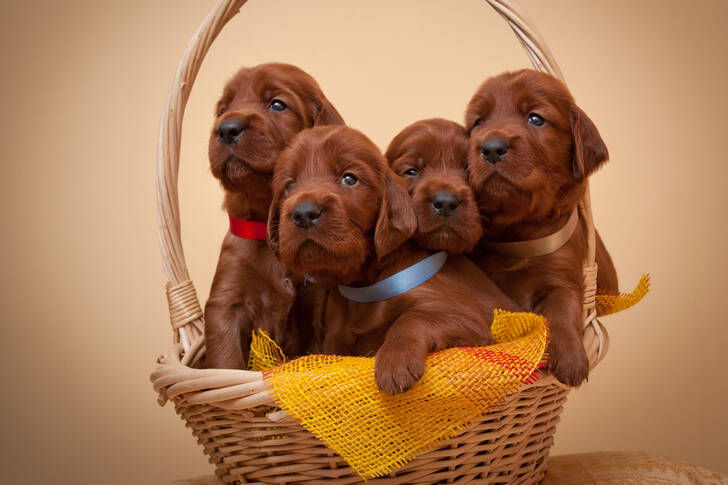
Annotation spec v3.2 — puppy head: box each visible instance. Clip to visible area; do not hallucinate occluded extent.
[465,69,608,227]
[268,126,416,284]
[386,118,482,254]
[209,63,344,191]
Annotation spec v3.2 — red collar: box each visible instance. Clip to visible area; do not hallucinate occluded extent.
[229,214,267,240]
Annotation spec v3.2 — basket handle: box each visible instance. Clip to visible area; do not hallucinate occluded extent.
[156,0,602,364]
[157,0,248,347]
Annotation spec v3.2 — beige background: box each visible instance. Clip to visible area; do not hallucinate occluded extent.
[1,0,727,483]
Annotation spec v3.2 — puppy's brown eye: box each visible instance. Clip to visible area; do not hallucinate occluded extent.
[472,118,483,129]
[284,181,295,193]
[527,113,546,126]
[269,99,287,112]
[341,173,358,186]
[402,168,419,177]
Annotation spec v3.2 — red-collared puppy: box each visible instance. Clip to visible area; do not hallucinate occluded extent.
[204,63,343,369]
[268,125,520,394]
[465,69,618,386]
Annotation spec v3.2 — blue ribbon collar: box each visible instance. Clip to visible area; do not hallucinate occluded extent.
[337,251,448,303]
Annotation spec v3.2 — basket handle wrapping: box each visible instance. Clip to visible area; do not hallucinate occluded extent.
[155,0,605,371]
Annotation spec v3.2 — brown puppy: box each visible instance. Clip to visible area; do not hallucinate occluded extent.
[268,125,521,394]
[465,69,618,386]
[385,118,482,254]
[205,63,344,369]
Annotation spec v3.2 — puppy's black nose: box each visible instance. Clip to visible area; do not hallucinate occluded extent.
[431,191,460,217]
[292,202,322,229]
[217,119,244,145]
[481,138,509,163]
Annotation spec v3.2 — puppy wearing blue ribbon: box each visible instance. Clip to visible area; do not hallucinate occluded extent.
[268,125,521,394]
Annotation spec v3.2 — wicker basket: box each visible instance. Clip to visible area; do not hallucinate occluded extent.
[151,0,610,483]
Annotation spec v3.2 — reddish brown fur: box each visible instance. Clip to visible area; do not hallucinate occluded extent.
[204,63,343,369]
[386,119,483,253]
[465,69,618,386]
[268,126,521,394]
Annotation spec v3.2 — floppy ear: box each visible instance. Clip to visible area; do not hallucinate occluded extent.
[266,190,282,258]
[383,131,405,166]
[374,171,417,259]
[570,104,609,181]
[314,96,345,126]
[383,145,400,166]
[464,108,480,135]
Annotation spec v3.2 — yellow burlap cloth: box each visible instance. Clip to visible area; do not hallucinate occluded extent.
[595,274,650,316]
[251,275,649,479]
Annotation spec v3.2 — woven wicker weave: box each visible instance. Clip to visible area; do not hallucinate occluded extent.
[151,0,609,483]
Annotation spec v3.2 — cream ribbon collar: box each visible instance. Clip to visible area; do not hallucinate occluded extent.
[481,208,579,257]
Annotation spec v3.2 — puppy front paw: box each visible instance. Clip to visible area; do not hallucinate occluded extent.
[546,338,589,387]
[374,347,425,395]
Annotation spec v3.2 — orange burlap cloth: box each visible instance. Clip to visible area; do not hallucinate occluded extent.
[251,275,649,479]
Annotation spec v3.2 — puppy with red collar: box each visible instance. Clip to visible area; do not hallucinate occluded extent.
[204,63,343,369]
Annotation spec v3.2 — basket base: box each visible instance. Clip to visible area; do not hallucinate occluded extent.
[174,383,568,484]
